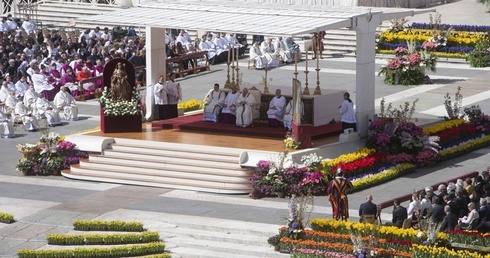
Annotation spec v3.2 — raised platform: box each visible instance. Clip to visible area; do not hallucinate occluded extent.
[152,114,343,139]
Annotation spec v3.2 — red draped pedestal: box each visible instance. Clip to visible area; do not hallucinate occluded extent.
[100,107,142,133]
[293,122,313,149]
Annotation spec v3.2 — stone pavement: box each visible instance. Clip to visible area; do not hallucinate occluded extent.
[1,0,490,256]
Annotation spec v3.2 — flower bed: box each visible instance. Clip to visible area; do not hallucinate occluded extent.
[274,219,490,257]
[16,132,88,176]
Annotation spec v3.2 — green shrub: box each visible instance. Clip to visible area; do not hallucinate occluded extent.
[17,242,165,258]
[0,212,15,224]
[466,35,490,67]
[47,231,160,245]
[72,220,144,232]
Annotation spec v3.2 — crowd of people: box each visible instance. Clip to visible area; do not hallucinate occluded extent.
[0,13,153,138]
[357,170,490,233]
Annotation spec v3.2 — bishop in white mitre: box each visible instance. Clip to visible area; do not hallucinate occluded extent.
[203,83,225,122]
[267,89,286,127]
[0,109,15,138]
[14,102,39,132]
[54,86,78,121]
[235,88,256,128]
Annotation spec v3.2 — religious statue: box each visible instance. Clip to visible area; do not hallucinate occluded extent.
[110,62,132,102]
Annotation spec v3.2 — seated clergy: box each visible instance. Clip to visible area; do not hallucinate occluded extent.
[60,68,80,97]
[274,36,293,63]
[15,76,30,99]
[221,85,240,124]
[249,41,268,70]
[23,83,39,109]
[31,66,56,101]
[283,100,304,132]
[235,88,256,128]
[0,109,15,138]
[267,89,286,127]
[35,94,62,127]
[203,83,225,122]
[14,101,39,132]
[260,38,279,68]
[76,66,95,92]
[5,91,18,116]
[54,85,78,121]
[0,81,11,103]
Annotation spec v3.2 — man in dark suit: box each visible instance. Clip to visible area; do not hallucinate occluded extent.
[392,198,407,228]
[441,205,458,232]
[359,194,378,222]
[428,196,445,223]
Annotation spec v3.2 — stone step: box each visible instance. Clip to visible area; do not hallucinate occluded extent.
[112,138,244,157]
[63,167,250,194]
[78,161,250,183]
[162,227,269,247]
[102,150,242,170]
[166,237,284,258]
[87,155,251,176]
[108,145,239,164]
[168,246,287,258]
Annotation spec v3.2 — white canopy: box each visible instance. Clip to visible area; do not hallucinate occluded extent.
[77,0,432,37]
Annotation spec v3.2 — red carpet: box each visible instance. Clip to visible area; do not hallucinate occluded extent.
[152,114,343,139]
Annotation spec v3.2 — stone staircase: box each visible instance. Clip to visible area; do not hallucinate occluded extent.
[33,0,126,30]
[62,138,253,194]
[161,219,289,258]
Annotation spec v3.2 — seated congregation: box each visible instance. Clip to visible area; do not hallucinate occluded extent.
[358,174,490,233]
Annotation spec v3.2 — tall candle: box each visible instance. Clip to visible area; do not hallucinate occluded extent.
[305,50,308,71]
[236,47,239,68]
[295,55,297,74]
[228,46,231,63]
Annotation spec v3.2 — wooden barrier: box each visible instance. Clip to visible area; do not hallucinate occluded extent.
[166,51,210,78]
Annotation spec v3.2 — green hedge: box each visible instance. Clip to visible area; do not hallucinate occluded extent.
[47,231,160,245]
[17,242,166,258]
[0,212,15,224]
[72,220,144,232]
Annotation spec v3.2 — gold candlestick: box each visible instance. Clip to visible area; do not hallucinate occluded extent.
[235,67,241,90]
[294,52,298,80]
[314,54,321,95]
[314,68,321,95]
[264,65,270,94]
[303,50,310,95]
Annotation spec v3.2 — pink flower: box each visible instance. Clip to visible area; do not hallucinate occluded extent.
[387,58,403,70]
[422,41,437,51]
[406,53,422,65]
[394,47,408,57]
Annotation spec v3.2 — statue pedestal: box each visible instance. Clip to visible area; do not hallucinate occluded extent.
[100,107,142,133]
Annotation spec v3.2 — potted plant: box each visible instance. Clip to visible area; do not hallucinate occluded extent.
[16,160,35,176]
[272,178,287,198]
[267,234,281,251]
[44,157,65,176]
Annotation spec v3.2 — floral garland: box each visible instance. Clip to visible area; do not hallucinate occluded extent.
[99,86,141,116]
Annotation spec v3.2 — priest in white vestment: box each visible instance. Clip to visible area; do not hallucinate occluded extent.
[235,88,256,128]
[15,76,30,99]
[21,15,36,34]
[274,36,293,63]
[221,85,240,124]
[249,41,268,70]
[4,91,18,116]
[36,95,62,127]
[260,38,279,68]
[267,89,286,127]
[0,83,11,103]
[23,83,39,108]
[54,86,78,121]
[0,110,15,138]
[32,67,56,100]
[14,102,39,132]
[153,75,168,120]
[284,100,304,132]
[203,83,225,122]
